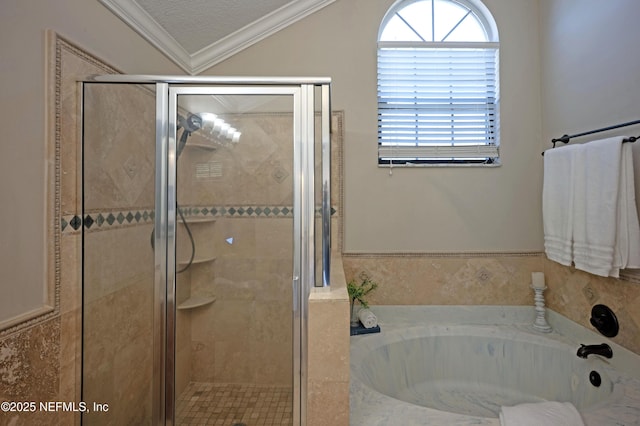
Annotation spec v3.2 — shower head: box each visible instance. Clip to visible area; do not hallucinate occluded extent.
[177,113,203,158]
[176,112,241,158]
[178,113,203,134]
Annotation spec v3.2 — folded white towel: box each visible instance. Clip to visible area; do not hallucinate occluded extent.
[543,144,580,266]
[499,401,584,426]
[357,308,378,329]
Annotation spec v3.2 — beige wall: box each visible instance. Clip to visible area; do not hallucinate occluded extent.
[538,0,640,355]
[204,0,640,358]
[207,0,544,253]
[539,0,640,203]
[0,0,181,325]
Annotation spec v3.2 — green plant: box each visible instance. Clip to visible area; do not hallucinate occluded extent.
[347,271,378,309]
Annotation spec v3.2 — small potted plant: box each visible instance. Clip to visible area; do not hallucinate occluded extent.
[347,271,378,327]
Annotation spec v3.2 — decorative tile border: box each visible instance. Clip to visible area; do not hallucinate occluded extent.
[179,205,294,218]
[62,205,339,234]
[62,209,155,233]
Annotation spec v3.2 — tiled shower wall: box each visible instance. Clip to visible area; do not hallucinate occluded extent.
[174,111,301,390]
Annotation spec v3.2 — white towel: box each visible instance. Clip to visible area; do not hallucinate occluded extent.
[357,308,378,329]
[572,137,622,276]
[543,137,640,277]
[543,144,580,266]
[614,143,640,271]
[499,401,584,426]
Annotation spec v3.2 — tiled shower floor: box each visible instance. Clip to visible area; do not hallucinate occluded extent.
[176,382,293,425]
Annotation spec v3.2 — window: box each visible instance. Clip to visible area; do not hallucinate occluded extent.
[378,0,500,166]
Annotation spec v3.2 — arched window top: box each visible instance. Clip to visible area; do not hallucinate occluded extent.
[376,0,501,166]
[379,0,498,43]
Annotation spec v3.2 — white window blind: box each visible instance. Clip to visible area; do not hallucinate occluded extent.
[378,44,499,165]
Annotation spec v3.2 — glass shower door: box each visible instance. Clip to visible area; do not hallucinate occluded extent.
[171,88,301,426]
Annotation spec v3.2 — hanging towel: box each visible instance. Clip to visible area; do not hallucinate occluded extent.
[572,137,622,276]
[613,142,640,272]
[572,137,640,277]
[543,136,640,277]
[499,401,584,426]
[543,144,581,266]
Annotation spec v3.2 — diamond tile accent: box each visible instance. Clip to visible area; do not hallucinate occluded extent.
[61,204,325,234]
[272,166,289,183]
[70,216,82,230]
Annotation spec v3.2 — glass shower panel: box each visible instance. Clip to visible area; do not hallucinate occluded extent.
[314,85,331,288]
[82,83,158,425]
[174,92,296,425]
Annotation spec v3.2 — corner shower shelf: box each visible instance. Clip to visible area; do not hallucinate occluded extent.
[179,216,217,224]
[184,142,218,151]
[177,295,216,310]
[178,255,216,267]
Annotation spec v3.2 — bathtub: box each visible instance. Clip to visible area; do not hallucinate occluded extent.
[350,306,640,426]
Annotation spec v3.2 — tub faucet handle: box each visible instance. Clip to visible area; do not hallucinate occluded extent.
[577,343,613,359]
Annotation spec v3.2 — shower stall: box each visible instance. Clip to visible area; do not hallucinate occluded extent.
[80,76,331,425]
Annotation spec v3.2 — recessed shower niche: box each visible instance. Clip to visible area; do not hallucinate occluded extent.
[81,77,331,425]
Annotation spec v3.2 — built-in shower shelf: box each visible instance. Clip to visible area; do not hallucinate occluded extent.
[179,217,217,224]
[177,295,216,310]
[185,143,218,151]
[178,255,216,266]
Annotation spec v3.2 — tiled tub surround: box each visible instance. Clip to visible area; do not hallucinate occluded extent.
[350,306,640,426]
[342,254,640,355]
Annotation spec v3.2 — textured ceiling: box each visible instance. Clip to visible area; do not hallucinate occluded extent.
[135,0,291,53]
[99,0,335,74]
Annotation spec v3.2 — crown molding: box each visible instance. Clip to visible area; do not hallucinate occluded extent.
[99,0,192,73]
[99,0,336,75]
[190,0,336,74]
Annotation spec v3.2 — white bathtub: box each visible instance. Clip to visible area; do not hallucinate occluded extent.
[350,306,640,426]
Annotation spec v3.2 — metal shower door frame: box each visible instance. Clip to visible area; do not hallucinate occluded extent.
[87,74,331,426]
[165,84,307,426]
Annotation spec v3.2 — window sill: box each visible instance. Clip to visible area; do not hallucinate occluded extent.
[378,161,502,168]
